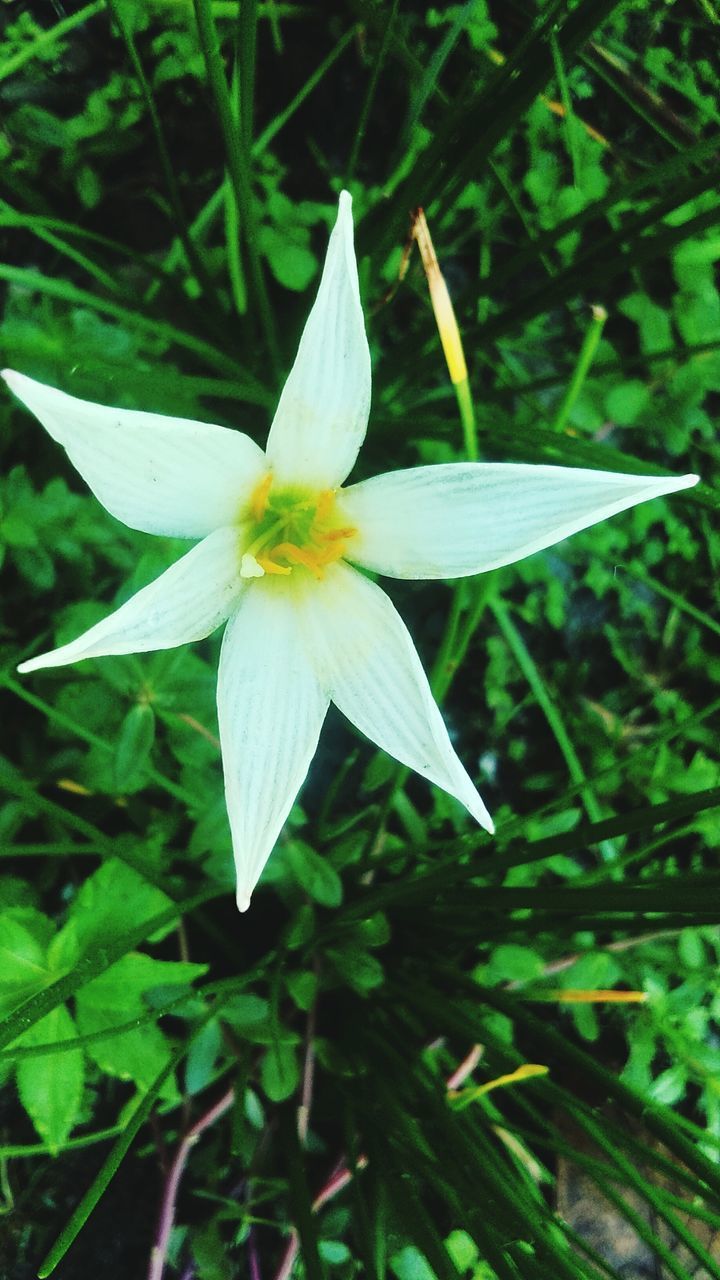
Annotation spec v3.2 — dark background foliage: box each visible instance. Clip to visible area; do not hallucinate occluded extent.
[1,1,719,1277]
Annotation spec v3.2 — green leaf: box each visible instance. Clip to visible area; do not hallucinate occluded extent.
[75,952,206,1092]
[260,1041,300,1102]
[327,948,384,995]
[285,903,316,949]
[678,928,706,970]
[69,858,177,955]
[444,1231,478,1272]
[77,952,207,1009]
[113,703,156,793]
[484,945,545,984]
[191,1220,228,1280]
[16,1005,84,1152]
[222,993,270,1030]
[286,841,343,908]
[185,1018,222,1096]
[0,913,50,1016]
[391,1246,438,1280]
[286,970,318,1011]
[259,224,318,291]
[75,1000,175,1094]
[649,1065,687,1107]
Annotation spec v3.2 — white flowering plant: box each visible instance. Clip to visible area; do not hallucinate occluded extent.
[3,194,698,914]
[1,7,719,1277]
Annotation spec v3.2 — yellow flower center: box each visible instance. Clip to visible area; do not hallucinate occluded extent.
[240,474,356,581]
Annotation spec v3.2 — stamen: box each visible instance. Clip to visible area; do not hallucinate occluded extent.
[273,541,325,578]
[244,514,286,561]
[319,526,357,542]
[314,490,335,523]
[250,472,273,522]
[257,553,291,576]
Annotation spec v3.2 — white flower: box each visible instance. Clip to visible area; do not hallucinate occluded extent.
[3,192,698,912]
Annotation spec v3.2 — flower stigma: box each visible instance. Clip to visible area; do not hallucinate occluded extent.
[240,473,356,581]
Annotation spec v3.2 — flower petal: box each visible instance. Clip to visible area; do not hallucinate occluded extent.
[299,563,493,832]
[217,584,330,912]
[341,464,699,579]
[264,192,371,488]
[2,370,267,539]
[18,526,243,673]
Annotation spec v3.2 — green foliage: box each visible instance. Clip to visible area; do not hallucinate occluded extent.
[1,0,719,1278]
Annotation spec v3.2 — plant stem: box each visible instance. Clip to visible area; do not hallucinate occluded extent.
[148,1087,236,1280]
[454,376,478,461]
[272,1158,367,1280]
[553,303,607,431]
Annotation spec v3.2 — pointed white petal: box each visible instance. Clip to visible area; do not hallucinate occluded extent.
[264,192,371,488]
[18,526,243,673]
[340,464,699,579]
[217,585,329,912]
[2,370,267,539]
[299,563,493,832]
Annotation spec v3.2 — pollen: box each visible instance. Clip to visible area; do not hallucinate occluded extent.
[240,479,356,581]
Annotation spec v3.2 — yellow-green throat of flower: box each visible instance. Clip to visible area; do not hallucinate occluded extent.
[239,473,356,580]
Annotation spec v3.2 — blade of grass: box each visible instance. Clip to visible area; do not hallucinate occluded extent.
[193,0,280,376]
[625,565,720,640]
[491,598,617,859]
[0,0,104,83]
[151,27,356,305]
[363,0,621,256]
[346,0,399,182]
[579,1110,720,1280]
[480,199,720,345]
[108,0,225,318]
[482,988,720,1199]
[0,264,242,377]
[254,26,356,156]
[37,988,239,1277]
[484,138,720,299]
[338,787,720,918]
[549,27,582,186]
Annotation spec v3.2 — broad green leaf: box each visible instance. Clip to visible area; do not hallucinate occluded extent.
[68,858,177,954]
[16,1005,84,1152]
[259,224,318,291]
[0,914,50,1016]
[74,1001,176,1095]
[77,952,207,1010]
[75,953,206,1092]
